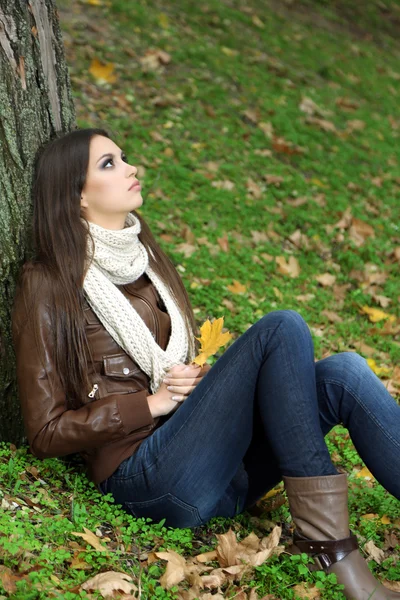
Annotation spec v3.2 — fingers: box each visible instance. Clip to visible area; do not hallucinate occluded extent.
[166,385,197,395]
[166,364,201,377]
[171,394,185,402]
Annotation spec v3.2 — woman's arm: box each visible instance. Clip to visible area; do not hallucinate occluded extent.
[12,273,154,459]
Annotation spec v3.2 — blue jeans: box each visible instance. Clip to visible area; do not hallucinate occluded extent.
[99,311,400,528]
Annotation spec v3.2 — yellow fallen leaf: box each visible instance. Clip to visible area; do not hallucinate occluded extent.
[227,280,247,294]
[89,58,116,84]
[158,13,169,28]
[262,487,282,499]
[367,359,391,377]
[356,466,374,481]
[71,527,108,552]
[193,317,232,366]
[360,306,396,323]
[381,515,391,525]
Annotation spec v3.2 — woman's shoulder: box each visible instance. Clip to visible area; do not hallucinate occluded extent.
[16,261,53,300]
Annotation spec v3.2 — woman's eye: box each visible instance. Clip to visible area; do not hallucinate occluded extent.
[102,158,113,168]
[122,154,128,163]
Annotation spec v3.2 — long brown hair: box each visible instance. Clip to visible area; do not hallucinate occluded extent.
[27,128,197,409]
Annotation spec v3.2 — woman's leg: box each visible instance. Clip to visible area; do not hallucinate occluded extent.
[267,351,400,600]
[315,352,400,498]
[101,310,335,527]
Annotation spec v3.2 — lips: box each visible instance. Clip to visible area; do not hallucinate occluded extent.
[129,181,141,191]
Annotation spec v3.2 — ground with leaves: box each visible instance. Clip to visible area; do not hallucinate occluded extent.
[1,0,400,598]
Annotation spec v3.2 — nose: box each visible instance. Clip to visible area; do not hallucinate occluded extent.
[126,163,137,177]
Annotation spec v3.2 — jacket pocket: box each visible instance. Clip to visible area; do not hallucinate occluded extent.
[103,353,147,394]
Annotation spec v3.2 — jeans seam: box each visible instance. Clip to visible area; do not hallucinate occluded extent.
[318,378,400,451]
[112,321,283,483]
[275,320,334,475]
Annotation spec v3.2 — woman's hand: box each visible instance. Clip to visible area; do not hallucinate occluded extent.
[147,362,211,418]
[163,362,210,399]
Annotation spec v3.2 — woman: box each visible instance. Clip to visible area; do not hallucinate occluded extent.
[12,128,400,600]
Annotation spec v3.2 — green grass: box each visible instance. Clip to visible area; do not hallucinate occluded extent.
[1,0,400,597]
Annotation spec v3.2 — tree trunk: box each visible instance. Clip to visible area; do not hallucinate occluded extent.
[0,0,75,443]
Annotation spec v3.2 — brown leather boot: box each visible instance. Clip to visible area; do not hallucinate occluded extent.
[283,474,400,600]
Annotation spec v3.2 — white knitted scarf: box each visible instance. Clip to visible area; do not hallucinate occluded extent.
[83,213,194,393]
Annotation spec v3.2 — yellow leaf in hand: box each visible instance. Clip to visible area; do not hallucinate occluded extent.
[193,317,232,366]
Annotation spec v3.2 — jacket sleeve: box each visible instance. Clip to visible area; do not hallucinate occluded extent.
[12,267,154,459]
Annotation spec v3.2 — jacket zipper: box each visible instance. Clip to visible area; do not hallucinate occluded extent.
[126,291,160,344]
[88,383,99,398]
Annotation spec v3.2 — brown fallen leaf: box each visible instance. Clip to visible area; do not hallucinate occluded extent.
[216,529,238,568]
[81,571,137,597]
[195,550,218,563]
[264,174,284,186]
[71,527,108,552]
[276,256,301,278]
[321,310,343,323]
[315,273,336,287]
[384,581,400,592]
[176,242,197,258]
[293,583,321,599]
[364,540,385,565]
[217,235,229,252]
[156,550,187,588]
[212,179,235,191]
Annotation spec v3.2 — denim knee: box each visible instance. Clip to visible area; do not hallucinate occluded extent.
[259,309,309,334]
[320,351,368,380]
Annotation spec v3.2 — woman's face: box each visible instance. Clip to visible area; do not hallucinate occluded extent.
[80,135,143,229]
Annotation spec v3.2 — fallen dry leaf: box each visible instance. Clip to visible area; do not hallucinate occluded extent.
[216,529,238,568]
[276,256,301,278]
[212,179,235,191]
[217,235,229,252]
[359,306,396,323]
[366,358,391,377]
[264,174,283,186]
[193,317,232,367]
[156,550,187,588]
[89,59,116,84]
[384,581,400,592]
[356,466,374,481]
[227,280,247,294]
[315,273,336,287]
[81,571,137,597]
[71,527,108,552]
[195,550,218,563]
[176,242,197,258]
[292,583,321,599]
[364,540,385,565]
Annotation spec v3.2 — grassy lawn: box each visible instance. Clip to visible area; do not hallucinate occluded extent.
[1,0,399,598]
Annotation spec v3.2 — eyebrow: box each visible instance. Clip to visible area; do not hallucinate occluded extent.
[96,151,124,164]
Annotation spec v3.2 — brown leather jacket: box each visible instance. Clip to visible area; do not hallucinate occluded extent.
[12,263,172,485]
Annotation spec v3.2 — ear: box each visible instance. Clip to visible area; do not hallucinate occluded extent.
[80,193,89,209]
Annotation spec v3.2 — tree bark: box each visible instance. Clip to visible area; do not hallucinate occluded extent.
[0,0,75,443]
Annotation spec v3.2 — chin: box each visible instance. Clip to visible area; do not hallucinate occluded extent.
[133,194,144,208]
